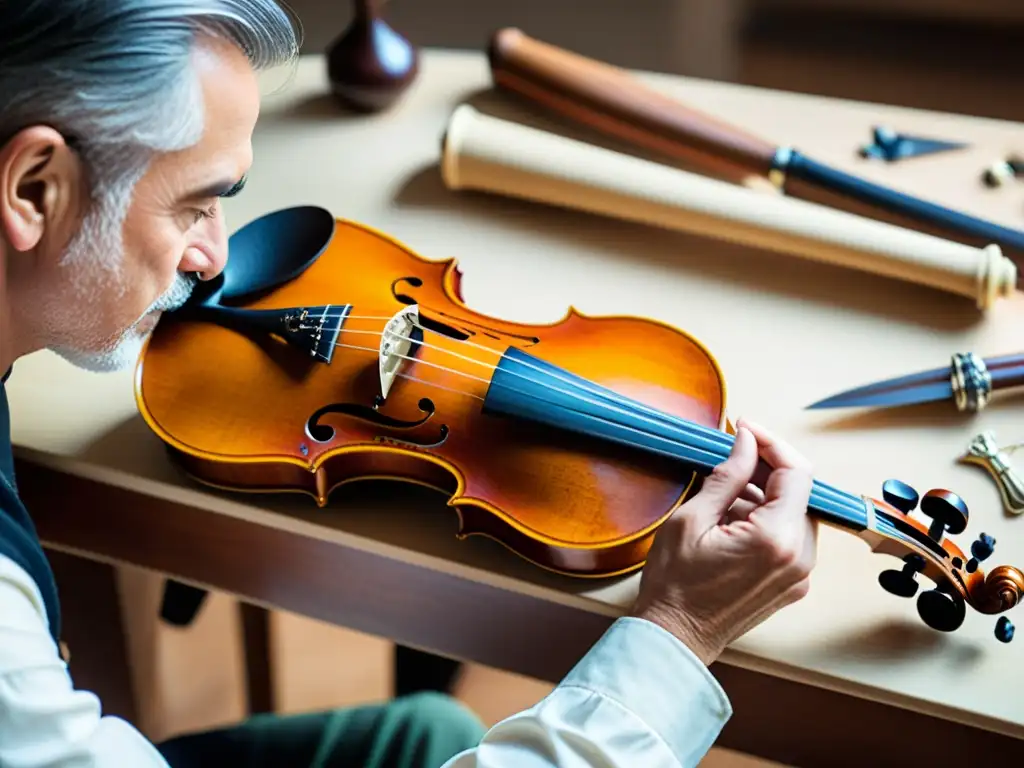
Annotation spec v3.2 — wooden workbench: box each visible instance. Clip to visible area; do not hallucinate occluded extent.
[7,49,1024,765]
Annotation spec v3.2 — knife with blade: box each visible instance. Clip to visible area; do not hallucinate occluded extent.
[807,352,1024,412]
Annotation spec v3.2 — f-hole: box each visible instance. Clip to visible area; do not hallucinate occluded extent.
[390,275,537,346]
[392,276,423,305]
[306,396,449,448]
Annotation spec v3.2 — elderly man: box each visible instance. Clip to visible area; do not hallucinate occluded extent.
[0,2,818,766]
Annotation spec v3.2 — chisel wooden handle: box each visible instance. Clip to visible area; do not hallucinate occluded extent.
[440,104,1017,309]
[487,27,776,181]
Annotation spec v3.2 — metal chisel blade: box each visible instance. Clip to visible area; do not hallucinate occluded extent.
[806,366,953,410]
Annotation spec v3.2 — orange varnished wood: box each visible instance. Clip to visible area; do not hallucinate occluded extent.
[135,218,725,578]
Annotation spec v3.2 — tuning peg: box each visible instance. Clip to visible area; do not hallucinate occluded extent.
[917,583,967,632]
[879,553,925,598]
[882,478,919,513]
[965,532,996,573]
[996,616,1015,643]
[918,489,969,543]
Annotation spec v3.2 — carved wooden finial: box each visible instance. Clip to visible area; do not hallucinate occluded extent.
[326,0,420,113]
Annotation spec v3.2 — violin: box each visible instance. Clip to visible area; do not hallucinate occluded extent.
[134,205,1024,642]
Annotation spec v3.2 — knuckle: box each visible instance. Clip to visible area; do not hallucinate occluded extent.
[788,463,814,485]
[707,462,734,485]
[764,537,808,575]
[789,578,811,601]
[767,539,799,568]
[789,559,813,582]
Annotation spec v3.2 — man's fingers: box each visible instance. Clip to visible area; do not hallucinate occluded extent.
[725,485,767,524]
[725,498,758,523]
[737,418,814,525]
[684,426,758,531]
[740,483,765,506]
[763,466,814,512]
[739,418,812,474]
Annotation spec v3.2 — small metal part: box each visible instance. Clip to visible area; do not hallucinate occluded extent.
[981,156,1024,188]
[959,431,1024,517]
[280,304,342,363]
[950,352,991,412]
[768,146,792,189]
[858,125,966,162]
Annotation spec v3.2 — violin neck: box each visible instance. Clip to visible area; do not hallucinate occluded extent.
[482,347,877,534]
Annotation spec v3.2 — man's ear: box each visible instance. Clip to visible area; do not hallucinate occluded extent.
[0,126,82,253]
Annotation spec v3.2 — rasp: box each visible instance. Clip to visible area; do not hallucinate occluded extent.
[806,352,1024,412]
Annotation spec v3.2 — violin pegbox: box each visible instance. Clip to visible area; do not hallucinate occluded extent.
[875,479,1021,643]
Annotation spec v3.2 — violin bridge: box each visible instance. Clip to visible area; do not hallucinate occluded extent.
[379,304,422,400]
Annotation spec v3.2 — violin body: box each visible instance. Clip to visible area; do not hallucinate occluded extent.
[137,206,1024,638]
[135,208,727,577]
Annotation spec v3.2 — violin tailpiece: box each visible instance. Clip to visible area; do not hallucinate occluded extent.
[187,303,348,364]
[959,431,1024,516]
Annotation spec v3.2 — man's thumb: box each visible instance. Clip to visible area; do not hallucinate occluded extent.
[687,426,758,526]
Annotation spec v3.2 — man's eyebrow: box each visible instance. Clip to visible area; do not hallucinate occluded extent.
[187,174,248,201]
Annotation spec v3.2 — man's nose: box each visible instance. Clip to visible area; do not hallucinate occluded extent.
[181,245,225,281]
[205,209,230,279]
[182,211,230,280]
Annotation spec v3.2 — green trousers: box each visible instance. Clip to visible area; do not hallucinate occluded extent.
[155,692,487,768]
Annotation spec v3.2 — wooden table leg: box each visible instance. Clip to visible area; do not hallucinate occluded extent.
[46,548,139,725]
[393,644,463,697]
[239,602,276,714]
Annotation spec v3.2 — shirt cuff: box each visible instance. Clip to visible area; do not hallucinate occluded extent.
[559,616,733,766]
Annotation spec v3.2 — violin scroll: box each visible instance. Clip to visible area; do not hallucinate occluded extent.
[977,565,1024,614]
[978,566,1023,643]
[869,479,1022,642]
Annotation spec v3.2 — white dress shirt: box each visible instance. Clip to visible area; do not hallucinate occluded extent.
[0,553,732,767]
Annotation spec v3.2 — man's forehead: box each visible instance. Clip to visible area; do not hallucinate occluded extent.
[172,36,260,189]
[153,137,250,195]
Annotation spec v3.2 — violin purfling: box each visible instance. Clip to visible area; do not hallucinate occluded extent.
[134,205,1024,643]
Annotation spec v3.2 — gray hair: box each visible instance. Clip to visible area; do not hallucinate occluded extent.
[0,0,300,200]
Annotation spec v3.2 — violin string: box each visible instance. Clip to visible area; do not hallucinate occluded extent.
[332,340,486,400]
[307,310,508,361]
[339,323,758,469]
[332,339,492,385]
[342,328,501,371]
[313,310,872,528]
[332,333,694,434]
[330,329,868,528]
[342,318,869,507]
[328,315,748,466]
[397,371,485,401]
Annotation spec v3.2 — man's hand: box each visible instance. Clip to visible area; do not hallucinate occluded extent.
[630,418,819,666]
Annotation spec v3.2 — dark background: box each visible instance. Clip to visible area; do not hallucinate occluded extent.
[288,0,1024,122]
